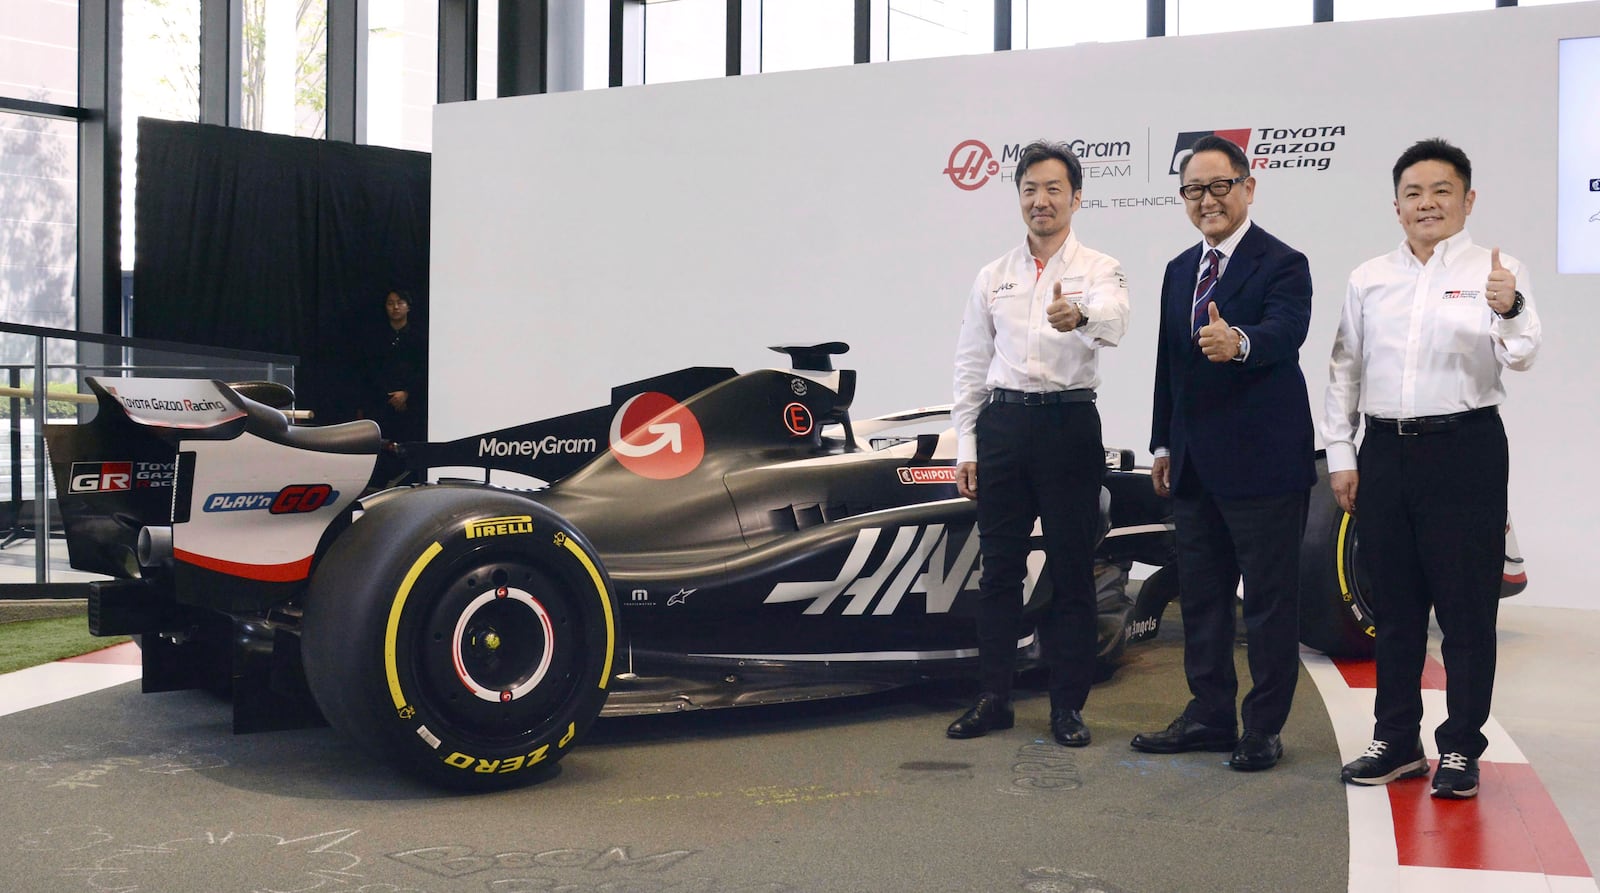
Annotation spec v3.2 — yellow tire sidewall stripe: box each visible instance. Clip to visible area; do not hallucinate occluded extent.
[560,536,615,690]
[386,541,444,711]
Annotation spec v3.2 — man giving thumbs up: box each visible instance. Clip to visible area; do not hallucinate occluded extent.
[1325,138,1540,799]
[1135,134,1316,773]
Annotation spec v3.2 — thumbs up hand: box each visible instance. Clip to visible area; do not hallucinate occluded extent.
[1197,302,1242,363]
[1046,280,1085,332]
[1485,247,1517,315]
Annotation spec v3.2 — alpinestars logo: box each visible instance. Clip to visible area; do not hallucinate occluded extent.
[763,524,1042,615]
[609,392,705,480]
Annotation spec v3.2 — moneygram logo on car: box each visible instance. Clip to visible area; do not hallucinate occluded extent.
[608,392,705,479]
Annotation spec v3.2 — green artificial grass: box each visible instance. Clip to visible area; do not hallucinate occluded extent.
[0,616,130,675]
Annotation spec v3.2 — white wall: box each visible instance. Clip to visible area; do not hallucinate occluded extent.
[431,2,1600,609]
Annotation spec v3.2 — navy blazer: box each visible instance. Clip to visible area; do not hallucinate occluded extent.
[1150,223,1316,500]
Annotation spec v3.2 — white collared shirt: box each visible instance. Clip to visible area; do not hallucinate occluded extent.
[953,230,1131,464]
[1322,228,1541,473]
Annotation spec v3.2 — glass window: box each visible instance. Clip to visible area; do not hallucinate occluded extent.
[761,0,854,73]
[367,0,437,151]
[242,0,328,138]
[0,112,78,329]
[584,0,610,90]
[122,0,201,272]
[888,0,993,61]
[0,0,79,106]
[478,0,499,99]
[1168,0,1311,36]
[1024,0,1144,48]
[645,0,727,84]
[1335,0,1492,22]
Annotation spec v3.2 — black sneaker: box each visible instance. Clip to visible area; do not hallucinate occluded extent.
[1431,752,1480,799]
[1340,739,1429,786]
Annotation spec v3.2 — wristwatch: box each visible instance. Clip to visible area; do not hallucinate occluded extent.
[1497,290,1525,320]
[1073,302,1089,325]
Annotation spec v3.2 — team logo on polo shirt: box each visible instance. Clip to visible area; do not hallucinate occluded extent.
[1443,289,1481,301]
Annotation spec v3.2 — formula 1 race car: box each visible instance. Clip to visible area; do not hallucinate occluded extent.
[41,343,1524,790]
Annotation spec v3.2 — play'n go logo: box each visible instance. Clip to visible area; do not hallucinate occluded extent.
[609,392,705,479]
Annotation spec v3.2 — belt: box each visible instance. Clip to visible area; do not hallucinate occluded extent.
[1365,405,1497,436]
[988,388,1096,406]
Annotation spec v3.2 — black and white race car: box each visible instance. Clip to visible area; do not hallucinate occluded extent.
[42,342,1525,790]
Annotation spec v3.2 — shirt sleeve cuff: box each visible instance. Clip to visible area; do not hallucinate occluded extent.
[958,433,978,466]
[1152,447,1170,459]
[1325,441,1358,473]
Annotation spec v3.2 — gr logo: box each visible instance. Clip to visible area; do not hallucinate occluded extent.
[69,461,132,493]
[1170,129,1252,175]
[1590,178,1600,191]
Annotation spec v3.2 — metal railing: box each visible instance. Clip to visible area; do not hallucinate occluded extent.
[0,321,298,591]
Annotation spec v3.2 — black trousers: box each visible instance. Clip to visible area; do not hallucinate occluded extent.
[1172,466,1307,735]
[1358,411,1507,758]
[974,400,1103,710]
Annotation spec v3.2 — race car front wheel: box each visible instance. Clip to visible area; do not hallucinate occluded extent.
[301,486,617,791]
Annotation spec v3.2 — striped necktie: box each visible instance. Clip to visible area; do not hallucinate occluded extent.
[1192,248,1222,337]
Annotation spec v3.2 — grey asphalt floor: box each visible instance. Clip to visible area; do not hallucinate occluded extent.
[0,605,1346,893]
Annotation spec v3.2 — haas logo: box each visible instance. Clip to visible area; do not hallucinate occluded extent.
[609,392,705,479]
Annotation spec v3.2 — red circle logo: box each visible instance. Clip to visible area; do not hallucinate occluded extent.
[608,392,705,479]
[944,139,1000,191]
[783,403,814,436]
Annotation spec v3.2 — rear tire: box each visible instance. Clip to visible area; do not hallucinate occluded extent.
[301,486,618,790]
[1297,460,1375,658]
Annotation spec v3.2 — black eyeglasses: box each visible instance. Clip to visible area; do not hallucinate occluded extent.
[1178,176,1249,201]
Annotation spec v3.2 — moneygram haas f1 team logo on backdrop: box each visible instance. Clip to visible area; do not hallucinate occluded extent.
[609,392,705,480]
[945,139,1001,190]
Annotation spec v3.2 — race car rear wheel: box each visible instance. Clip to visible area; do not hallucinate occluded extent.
[1297,464,1376,658]
[301,487,617,791]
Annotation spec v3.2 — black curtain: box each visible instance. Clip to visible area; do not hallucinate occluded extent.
[132,118,430,427]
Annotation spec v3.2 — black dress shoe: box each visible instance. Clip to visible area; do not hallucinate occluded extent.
[946,693,1014,739]
[1229,730,1283,771]
[1129,716,1238,754]
[1050,708,1091,747]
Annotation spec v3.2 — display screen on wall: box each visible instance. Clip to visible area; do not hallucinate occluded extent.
[1558,35,1600,274]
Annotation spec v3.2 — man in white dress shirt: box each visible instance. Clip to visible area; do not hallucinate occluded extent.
[1325,138,1541,799]
[946,140,1130,746]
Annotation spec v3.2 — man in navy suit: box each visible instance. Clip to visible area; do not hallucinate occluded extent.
[1130,135,1315,771]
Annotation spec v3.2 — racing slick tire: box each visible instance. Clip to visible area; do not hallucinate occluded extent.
[301,486,618,791]
[1297,463,1375,659]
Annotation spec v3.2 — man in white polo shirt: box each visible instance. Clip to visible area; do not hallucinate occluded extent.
[1326,138,1541,799]
[947,140,1130,746]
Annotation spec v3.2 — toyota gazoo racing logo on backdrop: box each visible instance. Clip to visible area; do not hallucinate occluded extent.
[68,460,176,494]
[945,138,1136,191]
[1170,125,1345,175]
[608,392,705,480]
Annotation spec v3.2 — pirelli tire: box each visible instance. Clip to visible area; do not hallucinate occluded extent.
[301,486,618,791]
[1297,460,1375,659]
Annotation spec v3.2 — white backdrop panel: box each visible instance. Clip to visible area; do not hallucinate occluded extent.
[432,2,1600,609]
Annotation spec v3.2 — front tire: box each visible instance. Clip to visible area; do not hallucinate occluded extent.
[301,486,617,790]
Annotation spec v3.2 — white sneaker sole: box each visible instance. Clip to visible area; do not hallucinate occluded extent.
[1342,758,1430,786]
